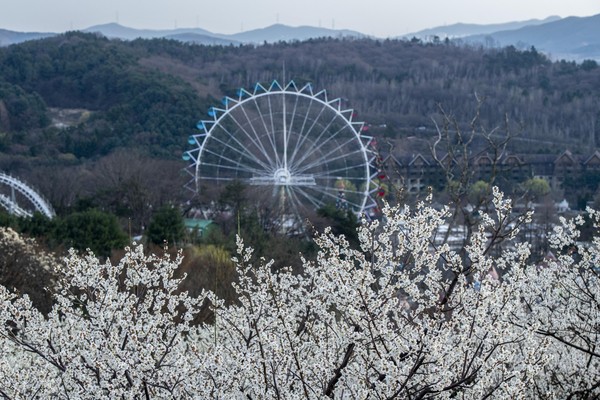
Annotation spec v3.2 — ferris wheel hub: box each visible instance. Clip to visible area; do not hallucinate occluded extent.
[274,168,291,183]
[250,168,317,186]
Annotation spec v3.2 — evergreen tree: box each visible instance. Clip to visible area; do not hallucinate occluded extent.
[146,205,185,246]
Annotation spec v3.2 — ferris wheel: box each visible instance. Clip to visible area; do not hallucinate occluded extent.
[184,80,378,228]
[0,172,55,219]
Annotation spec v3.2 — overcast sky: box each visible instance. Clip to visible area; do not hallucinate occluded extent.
[2,0,600,37]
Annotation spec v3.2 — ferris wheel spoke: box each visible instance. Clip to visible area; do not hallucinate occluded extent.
[294,139,366,175]
[285,185,304,213]
[196,176,246,182]
[213,134,271,181]
[226,111,275,168]
[287,98,316,164]
[285,93,302,156]
[285,186,302,216]
[267,94,280,164]
[284,186,307,221]
[290,186,325,210]
[237,100,281,165]
[288,99,331,167]
[292,152,365,177]
[309,163,371,178]
[287,93,301,134]
[291,122,350,169]
[250,95,281,168]
[288,110,338,168]
[198,161,264,176]
[213,122,255,156]
[207,133,273,172]
[301,185,364,209]
[200,147,266,176]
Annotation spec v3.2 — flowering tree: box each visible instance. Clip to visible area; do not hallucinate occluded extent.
[0,245,207,398]
[0,227,57,313]
[1,189,599,398]
[510,211,600,397]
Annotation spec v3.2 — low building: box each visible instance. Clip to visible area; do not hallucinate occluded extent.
[378,149,600,208]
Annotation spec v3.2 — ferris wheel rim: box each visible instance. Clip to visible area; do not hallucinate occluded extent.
[185,80,378,216]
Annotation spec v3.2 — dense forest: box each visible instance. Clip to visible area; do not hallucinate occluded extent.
[0,31,599,256]
[1,32,599,161]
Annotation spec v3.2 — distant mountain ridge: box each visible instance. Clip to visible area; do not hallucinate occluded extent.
[463,14,600,60]
[0,29,55,46]
[2,15,600,60]
[82,23,241,45]
[228,24,367,43]
[403,16,561,39]
[83,22,366,44]
[84,23,218,41]
[163,32,241,46]
[0,22,365,47]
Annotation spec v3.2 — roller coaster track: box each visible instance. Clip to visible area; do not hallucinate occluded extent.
[0,172,56,219]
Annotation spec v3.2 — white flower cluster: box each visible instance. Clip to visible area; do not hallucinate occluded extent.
[1,189,599,398]
[0,226,57,276]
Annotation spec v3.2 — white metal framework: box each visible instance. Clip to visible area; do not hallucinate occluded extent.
[184,80,378,226]
[0,172,55,219]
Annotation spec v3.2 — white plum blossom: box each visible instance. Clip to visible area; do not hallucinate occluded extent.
[1,245,208,398]
[1,188,599,398]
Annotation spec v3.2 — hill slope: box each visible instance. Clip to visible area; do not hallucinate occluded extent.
[0,29,55,46]
[0,32,598,165]
[404,16,560,39]
[83,23,216,40]
[465,13,600,60]
[229,24,367,43]
[84,22,367,44]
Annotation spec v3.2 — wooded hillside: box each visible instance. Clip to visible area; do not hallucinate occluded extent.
[0,32,599,220]
[0,32,599,161]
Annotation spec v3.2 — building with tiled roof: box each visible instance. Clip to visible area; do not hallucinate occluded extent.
[378,148,600,207]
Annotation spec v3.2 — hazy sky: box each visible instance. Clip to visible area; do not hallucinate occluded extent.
[2,0,600,37]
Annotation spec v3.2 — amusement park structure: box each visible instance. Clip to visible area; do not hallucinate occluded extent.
[184,80,379,228]
[0,172,55,219]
